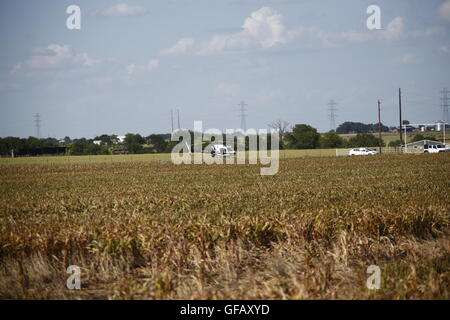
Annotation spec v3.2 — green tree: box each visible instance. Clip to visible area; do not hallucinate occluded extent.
[70,139,88,155]
[320,132,345,148]
[147,134,167,153]
[348,134,384,148]
[94,134,114,146]
[410,134,439,143]
[336,121,389,134]
[125,133,144,154]
[286,124,321,149]
[388,139,402,147]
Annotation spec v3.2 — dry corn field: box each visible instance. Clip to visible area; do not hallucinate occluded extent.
[0,154,449,299]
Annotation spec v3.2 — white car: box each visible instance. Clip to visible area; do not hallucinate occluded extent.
[348,148,378,156]
[210,144,236,157]
[423,144,449,153]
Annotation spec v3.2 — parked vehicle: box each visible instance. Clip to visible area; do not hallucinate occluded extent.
[210,144,235,157]
[348,148,378,156]
[423,144,449,153]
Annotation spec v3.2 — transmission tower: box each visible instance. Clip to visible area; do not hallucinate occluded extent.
[238,100,248,132]
[441,88,449,124]
[328,100,338,131]
[34,113,41,138]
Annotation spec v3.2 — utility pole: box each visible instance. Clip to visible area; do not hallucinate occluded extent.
[177,109,181,129]
[238,100,248,132]
[378,100,382,154]
[34,113,41,139]
[328,100,338,131]
[398,88,403,146]
[171,109,174,132]
[441,88,449,124]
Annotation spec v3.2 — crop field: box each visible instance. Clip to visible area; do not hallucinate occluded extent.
[0,153,449,299]
[0,149,339,166]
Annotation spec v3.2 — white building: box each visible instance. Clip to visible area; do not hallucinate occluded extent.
[116,136,126,144]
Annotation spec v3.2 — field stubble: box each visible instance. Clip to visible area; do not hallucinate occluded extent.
[0,154,449,299]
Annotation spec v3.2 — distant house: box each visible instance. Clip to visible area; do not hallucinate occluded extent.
[435,121,446,132]
[116,136,126,144]
[93,140,102,145]
[404,140,444,153]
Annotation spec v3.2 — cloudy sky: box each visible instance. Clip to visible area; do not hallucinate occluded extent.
[1,0,450,138]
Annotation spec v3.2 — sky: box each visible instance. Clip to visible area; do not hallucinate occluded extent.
[0,0,450,138]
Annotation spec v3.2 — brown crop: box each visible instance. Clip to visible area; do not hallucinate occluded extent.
[0,154,449,299]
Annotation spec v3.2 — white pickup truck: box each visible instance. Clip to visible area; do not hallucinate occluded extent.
[210,144,236,157]
[423,144,449,153]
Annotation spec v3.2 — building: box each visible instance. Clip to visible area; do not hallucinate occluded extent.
[404,140,444,153]
[435,121,446,132]
[116,136,126,144]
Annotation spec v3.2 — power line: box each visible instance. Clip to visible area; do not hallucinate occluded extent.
[238,100,248,132]
[441,88,449,123]
[327,100,337,131]
[34,113,41,139]
[377,99,382,154]
[399,88,403,145]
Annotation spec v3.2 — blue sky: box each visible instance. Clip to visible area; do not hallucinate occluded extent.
[1,0,450,138]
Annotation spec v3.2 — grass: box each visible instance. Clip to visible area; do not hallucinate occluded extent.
[0,154,449,299]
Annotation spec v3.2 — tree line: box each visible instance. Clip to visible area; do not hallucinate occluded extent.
[335,121,390,134]
[0,134,173,156]
[0,123,389,157]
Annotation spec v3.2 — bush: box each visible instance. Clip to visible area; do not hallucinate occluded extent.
[348,133,384,148]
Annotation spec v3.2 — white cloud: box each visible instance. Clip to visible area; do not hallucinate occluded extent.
[341,16,404,42]
[98,3,149,17]
[147,59,159,71]
[161,38,194,55]
[438,0,450,22]
[411,27,444,38]
[198,7,289,55]
[287,26,333,46]
[340,30,372,42]
[126,59,159,75]
[382,16,404,40]
[126,64,137,75]
[399,53,419,64]
[440,44,450,53]
[11,44,96,73]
